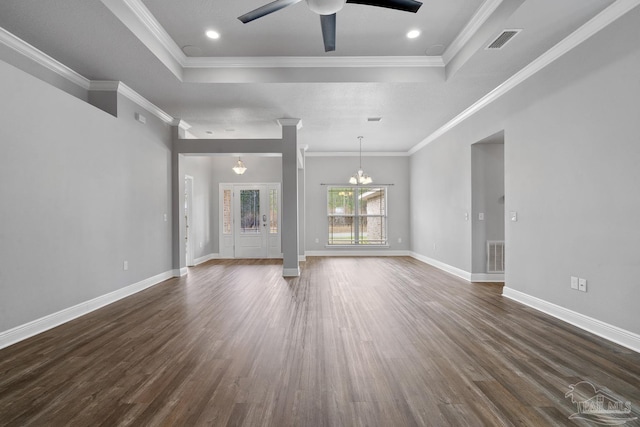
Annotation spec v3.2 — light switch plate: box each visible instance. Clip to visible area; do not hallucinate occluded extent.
[578,278,587,292]
[478,212,485,221]
[510,211,518,222]
[571,276,578,290]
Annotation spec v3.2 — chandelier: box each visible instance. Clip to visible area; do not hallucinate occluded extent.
[232,157,247,175]
[349,136,372,185]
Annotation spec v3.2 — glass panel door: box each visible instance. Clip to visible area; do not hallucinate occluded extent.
[220,183,281,259]
[234,186,266,258]
[240,189,261,234]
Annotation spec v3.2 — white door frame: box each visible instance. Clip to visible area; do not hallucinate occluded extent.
[219,183,281,259]
[185,175,195,267]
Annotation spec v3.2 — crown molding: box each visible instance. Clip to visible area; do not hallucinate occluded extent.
[120,0,186,65]
[184,55,445,69]
[99,0,184,79]
[277,118,303,129]
[442,0,504,64]
[89,80,121,91]
[89,80,175,124]
[172,119,192,130]
[409,0,640,155]
[305,151,410,157]
[117,82,175,124]
[0,27,91,90]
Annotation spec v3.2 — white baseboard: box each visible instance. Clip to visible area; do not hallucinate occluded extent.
[0,270,174,351]
[409,252,472,281]
[194,253,219,266]
[305,250,411,257]
[503,287,640,353]
[283,267,300,277]
[470,273,505,282]
[172,267,188,277]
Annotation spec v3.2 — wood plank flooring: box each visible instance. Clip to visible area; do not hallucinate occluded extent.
[0,257,639,426]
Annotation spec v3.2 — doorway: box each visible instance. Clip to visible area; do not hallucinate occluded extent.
[219,183,281,259]
[470,132,505,280]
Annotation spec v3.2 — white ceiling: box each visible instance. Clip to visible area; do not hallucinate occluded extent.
[0,0,616,152]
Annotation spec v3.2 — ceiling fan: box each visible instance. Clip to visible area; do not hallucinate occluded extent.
[238,0,423,52]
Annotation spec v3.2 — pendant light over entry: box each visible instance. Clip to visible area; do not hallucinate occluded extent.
[232,157,247,175]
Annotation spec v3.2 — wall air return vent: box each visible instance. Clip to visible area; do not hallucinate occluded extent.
[487,240,505,273]
[486,29,521,50]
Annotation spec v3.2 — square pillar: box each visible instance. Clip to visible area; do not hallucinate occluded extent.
[278,119,302,277]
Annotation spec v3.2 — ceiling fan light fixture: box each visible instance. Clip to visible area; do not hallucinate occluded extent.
[306,0,346,15]
[407,29,421,39]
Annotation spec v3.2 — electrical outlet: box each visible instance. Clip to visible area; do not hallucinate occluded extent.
[163,213,168,222]
[570,276,578,290]
[200,242,203,248]
[464,212,469,221]
[123,261,129,271]
[578,278,587,292]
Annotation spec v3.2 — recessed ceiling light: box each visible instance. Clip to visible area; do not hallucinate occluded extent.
[406,30,421,39]
[206,30,220,40]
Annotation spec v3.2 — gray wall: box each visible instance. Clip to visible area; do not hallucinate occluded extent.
[0,43,89,102]
[0,58,173,332]
[182,156,215,261]
[410,137,472,270]
[305,156,411,252]
[410,8,640,334]
[471,141,505,273]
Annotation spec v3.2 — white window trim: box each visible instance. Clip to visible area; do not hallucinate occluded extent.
[326,185,388,247]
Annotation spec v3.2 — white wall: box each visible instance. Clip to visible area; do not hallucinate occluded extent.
[0,59,173,333]
[305,156,411,252]
[410,8,640,335]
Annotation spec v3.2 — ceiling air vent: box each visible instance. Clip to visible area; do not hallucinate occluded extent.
[486,29,521,50]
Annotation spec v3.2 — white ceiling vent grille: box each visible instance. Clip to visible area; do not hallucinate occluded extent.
[487,240,505,273]
[486,29,521,50]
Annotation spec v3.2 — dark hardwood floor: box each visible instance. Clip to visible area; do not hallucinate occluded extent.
[1,257,638,426]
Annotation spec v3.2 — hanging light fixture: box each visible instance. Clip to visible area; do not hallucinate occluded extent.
[349,136,373,185]
[232,157,247,175]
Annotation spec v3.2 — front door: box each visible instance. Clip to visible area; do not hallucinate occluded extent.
[220,183,281,259]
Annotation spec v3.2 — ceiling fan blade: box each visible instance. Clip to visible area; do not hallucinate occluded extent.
[238,0,303,23]
[346,0,422,13]
[320,14,336,52]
